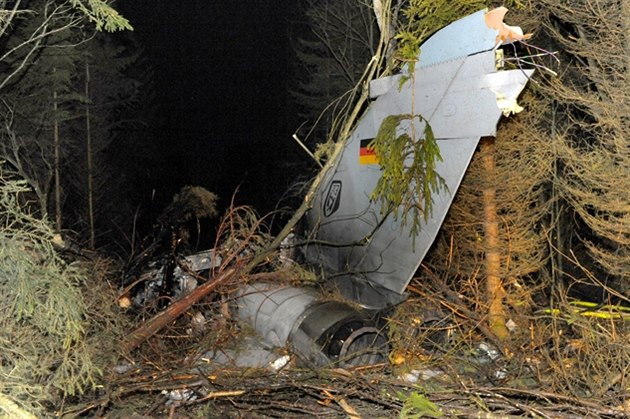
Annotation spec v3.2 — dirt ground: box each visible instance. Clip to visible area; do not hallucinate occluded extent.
[73,361,628,418]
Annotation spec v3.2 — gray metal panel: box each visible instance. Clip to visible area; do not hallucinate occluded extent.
[414,9,497,67]
[305,135,479,295]
[303,9,534,297]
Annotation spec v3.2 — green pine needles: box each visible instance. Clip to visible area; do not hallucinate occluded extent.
[0,173,122,415]
[369,114,446,242]
[71,0,133,32]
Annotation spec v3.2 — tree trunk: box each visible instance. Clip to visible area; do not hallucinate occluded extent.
[52,68,62,233]
[480,137,508,340]
[85,58,95,249]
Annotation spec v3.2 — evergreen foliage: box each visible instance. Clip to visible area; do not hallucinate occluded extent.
[0,171,124,415]
[1,1,145,248]
[0,3,85,216]
[161,185,219,225]
[0,1,132,91]
[70,0,133,32]
[369,113,445,242]
[536,0,630,291]
[425,91,555,315]
[65,33,147,246]
[398,390,443,418]
[0,3,132,413]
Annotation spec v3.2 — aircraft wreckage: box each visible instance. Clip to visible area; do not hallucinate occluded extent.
[130,8,536,368]
[234,8,535,367]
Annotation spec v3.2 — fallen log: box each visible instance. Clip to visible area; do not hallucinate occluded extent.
[123,267,238,352]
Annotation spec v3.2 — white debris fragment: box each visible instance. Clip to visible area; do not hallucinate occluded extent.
[397,368,444,383]
[420,368,444,380]
[162,389,197,406]
[499,97,524,116]
[494,368,509,380]
[192,311,206,329]
[113,361,135,374]
[505,318,517,332]
[279,232,296,268]
[493,90,525,116]
[398,370,420,383]
[270,355,291,371]
[175,275,198,297]
[478,342,501,361]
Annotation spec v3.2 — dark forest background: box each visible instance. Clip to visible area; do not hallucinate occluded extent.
[114,1,307,222]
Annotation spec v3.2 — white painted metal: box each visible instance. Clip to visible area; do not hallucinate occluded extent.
[303,9,534,302]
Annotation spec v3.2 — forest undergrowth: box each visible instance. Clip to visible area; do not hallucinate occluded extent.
[2,172,628,418]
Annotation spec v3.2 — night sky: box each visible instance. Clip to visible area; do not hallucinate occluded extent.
[117,1,306,218]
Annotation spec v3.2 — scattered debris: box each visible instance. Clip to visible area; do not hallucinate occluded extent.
[63,8,628,418]
[117,3,535,383]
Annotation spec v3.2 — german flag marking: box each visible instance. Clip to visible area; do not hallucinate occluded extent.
[359,139,378,165]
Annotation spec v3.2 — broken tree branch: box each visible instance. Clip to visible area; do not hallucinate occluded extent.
[123,268,237,352]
